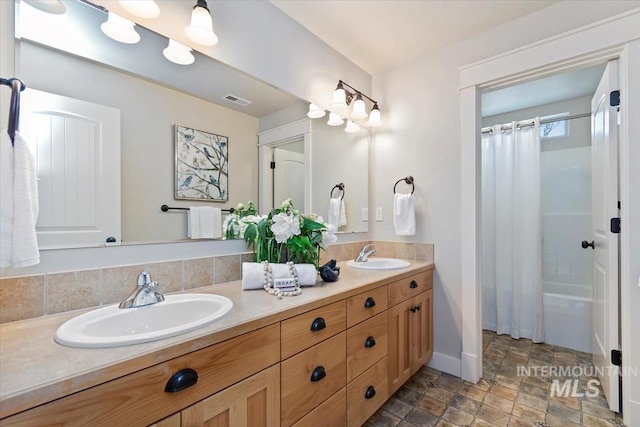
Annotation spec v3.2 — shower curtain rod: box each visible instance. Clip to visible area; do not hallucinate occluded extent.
[481,112,591,135]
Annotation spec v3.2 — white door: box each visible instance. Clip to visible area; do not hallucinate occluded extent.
[590,60,620,412]
[20,89,121,248]
[273,142,305,209]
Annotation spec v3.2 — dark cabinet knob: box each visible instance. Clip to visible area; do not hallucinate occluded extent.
[581,240,595,249]
[364,297,376,309]
[410,305,421,313]
[165,368,198,393]
[365,385,376,399]
[364,336,376,348]
[310,366,326,382]
[106,237,116,243]
[410,280,418,289]
[310,317,326,332]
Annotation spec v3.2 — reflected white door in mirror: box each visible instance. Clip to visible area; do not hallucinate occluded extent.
[20,89,121,249]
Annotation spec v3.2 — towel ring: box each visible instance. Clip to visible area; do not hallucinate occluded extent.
[393,176,414,194]
[330,183,345,200]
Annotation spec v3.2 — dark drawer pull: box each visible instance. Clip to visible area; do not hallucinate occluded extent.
[410,306,418,313]
[364,296,376,309]
[310,366,326,382]
[410,280,418,289]
[310,317,326,332]
[165,368,198,393]
[364,336,376,348]
[365,385,376,399]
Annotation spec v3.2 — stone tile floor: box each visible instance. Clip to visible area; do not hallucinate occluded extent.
[365,330,626,427]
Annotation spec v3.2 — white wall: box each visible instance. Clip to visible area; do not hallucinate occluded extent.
[371,1,640,370]
[18,41,260,243]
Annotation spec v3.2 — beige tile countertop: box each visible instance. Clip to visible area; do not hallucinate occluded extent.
[0,260,433,419]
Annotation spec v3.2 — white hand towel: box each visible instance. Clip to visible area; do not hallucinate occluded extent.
[339,199,347,227]
[0,130,40,268]
[327,197,341,229]
[393,193,415,236]
[242,262,318,289]
[188,207,201,239]
[198,206,222,239]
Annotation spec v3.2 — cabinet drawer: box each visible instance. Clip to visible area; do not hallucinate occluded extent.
[346,285,387,328]
[281,300,346,359]
[387,270,432,306]
[346,357,388,427]
[346,313,388,382]
[291,388,346,427]
[281,332,346,427]
[0,324,280,427]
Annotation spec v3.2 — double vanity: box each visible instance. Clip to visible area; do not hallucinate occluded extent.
[0,260,434,426]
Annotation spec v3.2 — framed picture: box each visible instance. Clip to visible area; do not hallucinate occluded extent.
[175,125,229,202]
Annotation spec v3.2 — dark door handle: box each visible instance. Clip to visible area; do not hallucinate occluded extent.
[410,280,418,289]
[310,317,326,331]
[581,240,595,249]
[365,385,376,399]
[310,366,326,382]
[364,336,376,348]
[165,368,198,393]
[364,297,376,309]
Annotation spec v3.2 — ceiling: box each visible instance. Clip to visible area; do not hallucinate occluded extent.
[270,0,559,75]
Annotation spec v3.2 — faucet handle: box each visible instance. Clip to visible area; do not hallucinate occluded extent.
[137,271,151,287]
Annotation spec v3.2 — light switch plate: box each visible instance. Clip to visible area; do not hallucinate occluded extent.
[375,207,383,222]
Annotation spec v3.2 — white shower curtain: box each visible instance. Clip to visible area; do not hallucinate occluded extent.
[481,119,544,343]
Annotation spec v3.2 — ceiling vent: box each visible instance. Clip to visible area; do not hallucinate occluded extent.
[222,94,252,107]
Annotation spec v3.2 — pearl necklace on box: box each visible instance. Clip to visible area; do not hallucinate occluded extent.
[262,261,302,299]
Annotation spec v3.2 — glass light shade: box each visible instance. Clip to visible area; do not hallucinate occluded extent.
[344,120,360,133]
[366,107,382,127]
[118,0,160,19]
[101,12,140,44]
[307,103,326,119]
[350,95,367,119]
[163,39,195,65]
[331,88,348,109]
[23,0,66,14]
[184,5,218,46]
[327,112,344,126]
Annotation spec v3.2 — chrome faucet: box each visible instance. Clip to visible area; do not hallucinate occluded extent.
[119,271,165,309]
[354,244,376,262]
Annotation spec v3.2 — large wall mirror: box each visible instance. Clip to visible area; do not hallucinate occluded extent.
[15,0,369,248]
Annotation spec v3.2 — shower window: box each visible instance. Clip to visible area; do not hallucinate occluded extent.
[540,112,570,139]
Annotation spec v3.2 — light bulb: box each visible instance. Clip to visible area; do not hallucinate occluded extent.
[307,103,326,119]
[345,120,360,133]
[366,104,382,127]
[327,112,344,126]
[118,0,160,19]
[101,12,140,44]
[185,0,218,46]
[331,83,348,110]
[163,39,195,65]
[350,94,367,119]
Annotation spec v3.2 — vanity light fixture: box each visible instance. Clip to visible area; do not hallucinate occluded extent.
[328,80,382,129]
[307,103,326,119]
[344,120,360,133]
[327,112,344,126]
[118,0,160,19]
[366,103,382,127]
[163,39,195,65]
[185,0,218,46]
[22,0,66,15]
[101,11,140,44]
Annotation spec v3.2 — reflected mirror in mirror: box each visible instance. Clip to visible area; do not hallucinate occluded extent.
[15,0,369,247]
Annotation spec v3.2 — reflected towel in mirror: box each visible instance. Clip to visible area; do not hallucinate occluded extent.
[188,206,222,239]
[328,197,347,229]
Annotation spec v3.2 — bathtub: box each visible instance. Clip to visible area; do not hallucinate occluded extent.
[543,281,592,353]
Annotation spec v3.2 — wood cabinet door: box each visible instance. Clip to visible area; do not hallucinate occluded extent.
[387,298,413,394]
[181,365,280,427]
[149,413,181,427]
[412,290,433,370]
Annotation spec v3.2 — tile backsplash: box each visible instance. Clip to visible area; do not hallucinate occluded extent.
[0,241,433,324]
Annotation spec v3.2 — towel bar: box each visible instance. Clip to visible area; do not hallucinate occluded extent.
[393,176,414,194]
[330,183,345,200]
[161,204,235,213]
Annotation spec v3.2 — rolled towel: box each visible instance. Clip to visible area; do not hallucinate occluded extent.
[242,262,318,290]
[393,193,415,236]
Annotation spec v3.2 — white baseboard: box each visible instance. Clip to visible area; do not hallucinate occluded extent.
[427,352,461,377]
[626,398,640,426]
[461,351,480,383]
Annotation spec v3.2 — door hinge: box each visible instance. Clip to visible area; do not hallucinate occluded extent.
[270,161,276,170]
[610,90,620,107]
[611,217,621,233]
[612,349,622,366]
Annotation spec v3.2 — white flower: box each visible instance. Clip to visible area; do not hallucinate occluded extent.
[270,212,301,243]
[321,224,337,248]
[235,202,244,211]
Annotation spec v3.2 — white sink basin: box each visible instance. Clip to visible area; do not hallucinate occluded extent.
[347,258,411,270]
[54,294,233,348]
